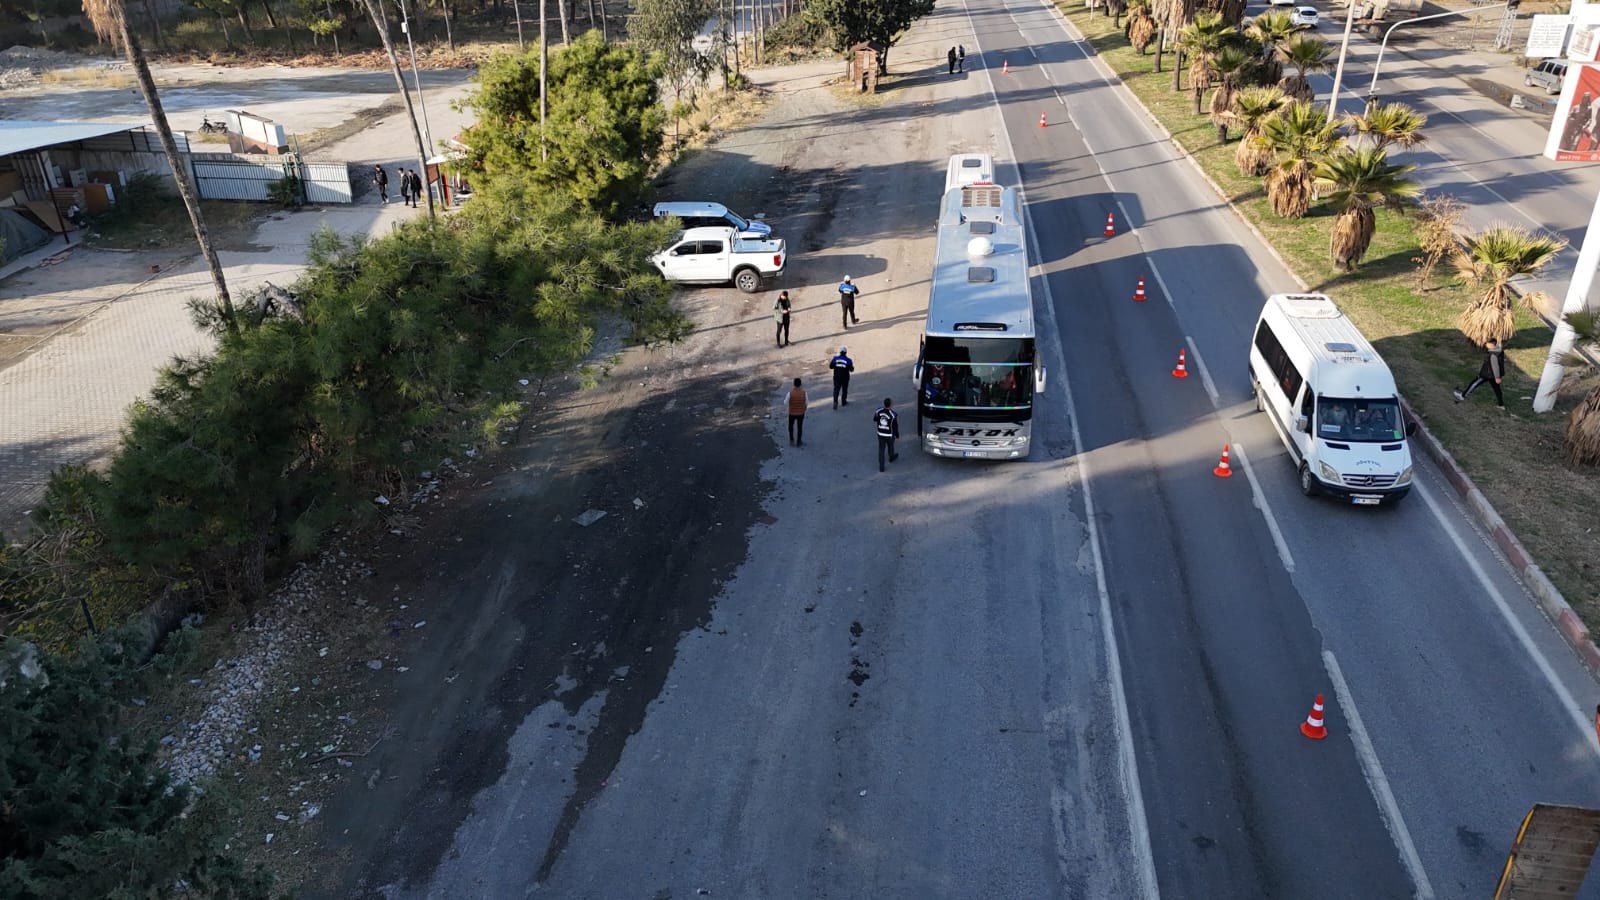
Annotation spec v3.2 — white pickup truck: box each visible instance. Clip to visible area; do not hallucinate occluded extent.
[650,226,786,293]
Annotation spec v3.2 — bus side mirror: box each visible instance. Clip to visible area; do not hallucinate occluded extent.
[1034,366,1046,393]
[912,363,922,385]
[1405,420,1418,437]
[1296,415,1311,433]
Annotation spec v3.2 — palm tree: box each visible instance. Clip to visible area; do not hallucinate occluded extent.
[1246,10,1298,85]
[1558,310,1600,465]
[1278,34,1330,103]
[1260,100,1340,218]
[1312,147,1420,270]
[1230,86,1286,175]
[1343,101,1427,153]
[1127,2,1159,54]
[1208,46,1255,136]
[359,0,436,217]
[81,0,235,333]
[1179,11,1230,111]
[1452,226,1565,346]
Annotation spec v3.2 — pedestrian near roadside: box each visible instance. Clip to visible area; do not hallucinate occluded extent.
[399,167,412,206]
[830,346,854,408]
[408,169,424,208]
[948,47,957,74]
[957,45,966,72]
[838,276,860,328]
[874,397,900,471]
[774,290,792,347]
[1453,339,1508,409]
[373,165,389,203]
[787,377,807,446]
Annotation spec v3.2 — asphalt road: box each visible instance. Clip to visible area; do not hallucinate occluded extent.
[299,5,1600,899]
[971,0,1600,895]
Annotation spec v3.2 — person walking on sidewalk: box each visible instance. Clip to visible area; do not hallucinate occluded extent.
[774,290,792,347]
[838,276,860,328]
[874,398,900,471]
[830,346,854,408]
[407,169,424,208]
[373,165,389,203]
[948,47,957,74]
[399,167,413,206]
[787,377,808,446]
[1453,339,1507,409]
[957,45,966,72]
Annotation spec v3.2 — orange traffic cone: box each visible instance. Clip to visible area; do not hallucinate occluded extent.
[1039,112,1047,128]
[1213,444,1233,478]
[1300,694,1328,740]
[1003,59,1009,75]
[1104,212,1115,237]
[1171,348,1188,379]
[1133,276,1147,302]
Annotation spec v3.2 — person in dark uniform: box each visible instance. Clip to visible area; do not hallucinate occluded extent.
[830,346,854,408]
[838,276,860,328]
[957,45,966,72]
[1453,339,1507,409]
[774,290,792,347]
[373,165,389,203]
[874,398,899,472]
[948,47,957,74]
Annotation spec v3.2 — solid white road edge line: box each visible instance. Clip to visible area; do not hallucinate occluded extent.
[1415,479,1600,756]
[967,3,1161,893]
[1228,443,1295,573]
[1323,649,1437,900]
[1182,334,1220,406]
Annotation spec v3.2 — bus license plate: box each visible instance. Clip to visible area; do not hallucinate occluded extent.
[1352,496,1381,506]
[963,451,984,458]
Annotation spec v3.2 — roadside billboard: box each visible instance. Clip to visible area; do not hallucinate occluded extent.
[1544,63,1600,161]
[1527,15,1572,58]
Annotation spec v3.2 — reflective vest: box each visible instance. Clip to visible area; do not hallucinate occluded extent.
[874,407,897,437]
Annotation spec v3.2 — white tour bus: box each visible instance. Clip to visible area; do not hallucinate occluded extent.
[1248,292,1416,506]
[911,180,1045,460]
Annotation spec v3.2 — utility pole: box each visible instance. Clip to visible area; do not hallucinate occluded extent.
[396,0,435,212]
[539,0,548,161]
[1534,187,1600,412]
[1327,0,1360,117]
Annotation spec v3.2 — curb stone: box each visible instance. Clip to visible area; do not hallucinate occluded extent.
[1046,2,1600,679]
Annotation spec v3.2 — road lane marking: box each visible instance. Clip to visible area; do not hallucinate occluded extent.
[1182,334,1219,406]
[1324,650,1436,900]
[1228,442,1294,574]
[1415,480,1600,756]
[968,3,1161,891]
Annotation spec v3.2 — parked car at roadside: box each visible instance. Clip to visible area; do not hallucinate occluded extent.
[1291,6,1319,26]
[1526,59,1568,94]
[650,226,787,293]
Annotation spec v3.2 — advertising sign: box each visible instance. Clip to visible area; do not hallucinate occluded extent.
[1527,15,1572,58]
[1545,63,1600,161]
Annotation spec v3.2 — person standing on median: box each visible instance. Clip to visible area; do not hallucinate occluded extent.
[830,346,854,408]
[774,290,792,347]
[838,275,861,328]
[1453,339,1507,409]
[787,377,807,447]
[874,397,900,472]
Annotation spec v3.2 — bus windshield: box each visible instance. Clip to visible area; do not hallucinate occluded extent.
[921,336,1034,410]
[1316,397,1402,443]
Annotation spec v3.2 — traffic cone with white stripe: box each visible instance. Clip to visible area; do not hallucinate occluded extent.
[1104,212,1116,237]
[1039,112,1047,128]
[1301,694,1328,740]
[1133,276,1147,302]
[1003,59,1009,74]
[1171,348,1189,379]
[1213,444,1233,478]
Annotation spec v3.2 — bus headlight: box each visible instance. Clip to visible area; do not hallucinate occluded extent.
[1318,461,1340,483]
[1395,466,1413,486]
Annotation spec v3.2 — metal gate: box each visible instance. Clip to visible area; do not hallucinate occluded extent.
[191,153,353,204]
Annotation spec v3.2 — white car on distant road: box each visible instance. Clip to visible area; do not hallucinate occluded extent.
[1291,6,1319,26]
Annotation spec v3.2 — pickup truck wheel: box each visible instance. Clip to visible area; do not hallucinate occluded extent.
[734,268,761,293]
[1298,463,1318,497]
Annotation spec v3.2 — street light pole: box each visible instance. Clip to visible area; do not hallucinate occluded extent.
[396,0,434,154]
[1366,3,1510,104]
[1534,187,1600,411]
[1327,0,1360,117]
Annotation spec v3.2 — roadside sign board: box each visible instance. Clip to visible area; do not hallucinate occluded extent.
[1544,63,1600,161]
[1493,804,1600,899]
[1527,15,1572,58]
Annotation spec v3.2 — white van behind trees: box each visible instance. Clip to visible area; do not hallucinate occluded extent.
[1249,293,1416,506]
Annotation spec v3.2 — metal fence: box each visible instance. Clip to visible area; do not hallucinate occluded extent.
[190,153,353,204]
